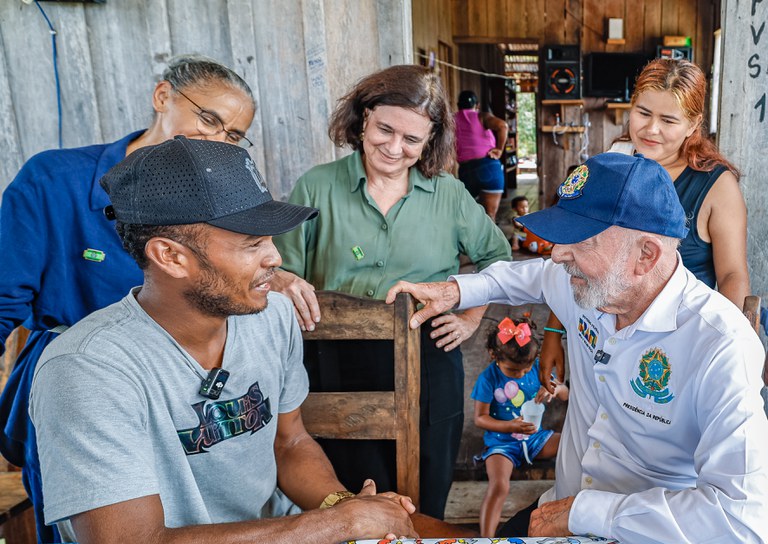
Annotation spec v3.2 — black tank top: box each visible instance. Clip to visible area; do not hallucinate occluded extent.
[674,165,727,288]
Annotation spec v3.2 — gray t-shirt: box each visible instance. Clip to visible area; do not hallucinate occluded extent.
[30,289,308,540]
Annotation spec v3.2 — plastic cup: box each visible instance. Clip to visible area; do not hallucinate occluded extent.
[520,399,545,431]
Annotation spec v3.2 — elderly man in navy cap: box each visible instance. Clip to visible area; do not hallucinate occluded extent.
[30,137,416,543]
[388,152,768,543]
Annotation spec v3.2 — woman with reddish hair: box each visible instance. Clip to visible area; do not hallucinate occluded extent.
[623,58,748,303]
[539,58,748,388]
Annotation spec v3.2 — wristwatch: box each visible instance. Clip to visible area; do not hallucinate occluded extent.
[319,490,355,509]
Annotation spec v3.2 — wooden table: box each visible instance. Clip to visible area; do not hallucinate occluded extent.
[0,472,35,544]
[351,539,617,543]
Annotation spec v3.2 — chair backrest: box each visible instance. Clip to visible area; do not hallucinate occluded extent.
[1,327,29,392]
[743,295,761,334]
[742,295,768,389]
[299,291,421,506]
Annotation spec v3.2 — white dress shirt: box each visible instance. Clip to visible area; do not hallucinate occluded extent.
[454,258,768,543]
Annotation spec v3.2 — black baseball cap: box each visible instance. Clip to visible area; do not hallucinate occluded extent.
[100,136,318,236]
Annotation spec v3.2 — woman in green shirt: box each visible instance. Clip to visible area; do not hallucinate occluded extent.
[273,64,511,519]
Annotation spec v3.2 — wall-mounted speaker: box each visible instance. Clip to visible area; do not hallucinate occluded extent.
[542,45,581,99]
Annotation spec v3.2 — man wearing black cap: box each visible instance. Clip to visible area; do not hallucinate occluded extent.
[387,152,768,543]
[29,137,416,543]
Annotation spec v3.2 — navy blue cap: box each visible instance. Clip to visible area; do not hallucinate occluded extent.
[517,152,688,244]
[101,136,318,236]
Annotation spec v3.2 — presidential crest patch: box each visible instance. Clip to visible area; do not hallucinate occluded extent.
[557,164,589,200]
[631,347,674,404]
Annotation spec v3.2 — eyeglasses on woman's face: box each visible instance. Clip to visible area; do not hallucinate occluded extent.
[173,86,253,149]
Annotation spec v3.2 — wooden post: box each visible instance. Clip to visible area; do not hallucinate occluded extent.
[718,0,768,314]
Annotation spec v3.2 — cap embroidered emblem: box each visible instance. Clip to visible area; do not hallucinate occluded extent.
[245,157,268,193]
[557,164,589,200]
[631,347,675,404]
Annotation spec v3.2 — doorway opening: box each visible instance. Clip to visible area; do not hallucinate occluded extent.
[501,42,540,208]
[515,92,538,203]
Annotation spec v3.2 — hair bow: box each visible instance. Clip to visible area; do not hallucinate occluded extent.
[497,317,531,347]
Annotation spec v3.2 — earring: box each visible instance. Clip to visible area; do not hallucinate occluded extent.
[360,130,365,141]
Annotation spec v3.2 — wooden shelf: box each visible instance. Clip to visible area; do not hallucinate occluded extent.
[541,125,586,133]
[541,99,585,127]
[541,99,585,106]
[606,102,632,124]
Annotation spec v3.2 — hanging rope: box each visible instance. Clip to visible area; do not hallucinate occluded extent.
[414,52,514,81]
[33,0,63,149]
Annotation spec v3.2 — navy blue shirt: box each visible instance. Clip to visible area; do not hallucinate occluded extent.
[674,165,727,289]
[0,130,145,342]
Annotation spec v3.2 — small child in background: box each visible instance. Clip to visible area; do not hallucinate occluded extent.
[509,195,553,254]
[509,196,529,250]
[471,317,568,537]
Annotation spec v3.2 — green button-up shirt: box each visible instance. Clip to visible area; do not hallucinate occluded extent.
[274,151,511,299]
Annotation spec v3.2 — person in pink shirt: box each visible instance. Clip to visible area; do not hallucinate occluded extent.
[454,90,508,220]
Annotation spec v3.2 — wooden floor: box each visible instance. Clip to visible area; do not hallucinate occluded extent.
[444,479,554,525]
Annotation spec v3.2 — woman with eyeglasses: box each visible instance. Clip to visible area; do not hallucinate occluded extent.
[0,54,255,543]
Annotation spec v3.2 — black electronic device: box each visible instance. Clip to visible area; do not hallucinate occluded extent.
[542,45,581,100]
[594,350,612,365]
[199,368,230,400]
[584,52,651,101]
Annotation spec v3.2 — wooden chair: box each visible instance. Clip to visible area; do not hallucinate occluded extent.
[299,291,421,507]
[1,327,29,392]
[743,295,761,334]
[742,295,768,390]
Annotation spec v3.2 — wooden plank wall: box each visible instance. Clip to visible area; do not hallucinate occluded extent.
[412,0,457,106]
[423,0,719,206]
[0,0,410,200]
[719,0,768,314]
[452,0,716,61]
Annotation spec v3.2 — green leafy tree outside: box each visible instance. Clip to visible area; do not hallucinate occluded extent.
[517,93,536,160]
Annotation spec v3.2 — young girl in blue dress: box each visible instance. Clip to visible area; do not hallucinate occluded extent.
[471,316,569,537]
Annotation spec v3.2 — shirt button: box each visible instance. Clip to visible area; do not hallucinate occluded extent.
[593,442,600,449]
[601,413,608,420]
[609,338,617,345]
[585,476,593,485]
[599,376,606,382]
[381,224,388,230]
[366,290,374,297]
[376,260,384,267]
